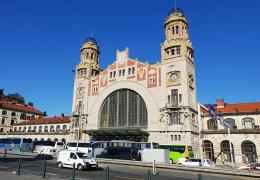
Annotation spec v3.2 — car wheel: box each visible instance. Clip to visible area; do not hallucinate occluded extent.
[57,162,63,168]
[77,164,83,171]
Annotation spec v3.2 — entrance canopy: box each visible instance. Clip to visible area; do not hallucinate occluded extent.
[84,128,149,142]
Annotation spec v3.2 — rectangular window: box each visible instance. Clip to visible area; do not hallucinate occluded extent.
[119,70,122,76]
[110,72,112,78]
[171,49,175,55]
[179,94,182,103]
[11,119,15,125]
[1,118,5,125]
[122,69,125,76]
[128,68,131,75]
[174,135,177,141]
[171,135,173,141]
[171,89,178,105]
[132,67,135,74]
[113,71,116,78]
[171,112,180,124]
[176,46,181,54]
[0,128,3,132]
[178,135,181,141]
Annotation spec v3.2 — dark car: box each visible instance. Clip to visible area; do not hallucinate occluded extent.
[96,146,141,161]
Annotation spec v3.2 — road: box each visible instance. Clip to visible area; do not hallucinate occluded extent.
[0,156,258,180]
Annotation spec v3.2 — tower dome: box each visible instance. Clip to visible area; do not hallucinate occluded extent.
[81,36,100,51]
[167,8,185,17]
[84,37,98,45]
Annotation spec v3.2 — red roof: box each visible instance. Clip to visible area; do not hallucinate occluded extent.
[217,102,260,114]
[201,100,260,115]
[16,116,70,126]
[0,99,43,115]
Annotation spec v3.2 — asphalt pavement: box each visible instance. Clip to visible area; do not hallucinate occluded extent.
[0,156,258,180]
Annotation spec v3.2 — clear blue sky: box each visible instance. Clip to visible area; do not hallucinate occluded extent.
[1,0,260,116]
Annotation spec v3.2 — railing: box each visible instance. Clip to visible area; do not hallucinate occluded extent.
[165,102,180,108]
[202,128,260,134]
[0,131,69,135]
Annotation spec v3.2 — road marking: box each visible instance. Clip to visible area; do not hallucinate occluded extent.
[47,172,57,175]
[114,176,143,180]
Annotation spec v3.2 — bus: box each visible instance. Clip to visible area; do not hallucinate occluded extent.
[0,137,33,152]
[90,140,159,158]
[33,141,64,154]
[66,142,92,154]
[159,144,194,164]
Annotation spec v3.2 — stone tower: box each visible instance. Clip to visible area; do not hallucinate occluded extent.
[71,37,101,141]
[160,8,198,151]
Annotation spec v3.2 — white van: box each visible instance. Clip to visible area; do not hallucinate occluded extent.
[57,150,98,170]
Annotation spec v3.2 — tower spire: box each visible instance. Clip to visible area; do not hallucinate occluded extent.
[174,0,177,10]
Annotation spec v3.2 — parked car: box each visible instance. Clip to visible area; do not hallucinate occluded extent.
[57,150,98,170]
[180,158,215,167]
[238,163,260,171]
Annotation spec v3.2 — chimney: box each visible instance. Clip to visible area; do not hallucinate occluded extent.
[216,99,224,108]
[61,113,64,117]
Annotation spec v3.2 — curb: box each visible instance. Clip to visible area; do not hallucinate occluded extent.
[96,158,260,178]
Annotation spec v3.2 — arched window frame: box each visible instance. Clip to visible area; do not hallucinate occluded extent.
[224,118,236,129]
[242,117,255,129]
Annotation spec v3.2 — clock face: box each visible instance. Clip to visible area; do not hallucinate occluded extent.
[171,74,178,82]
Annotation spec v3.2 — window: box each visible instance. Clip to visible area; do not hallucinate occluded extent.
[171,89,178,105]
[122,69,125,76]
[2,111,7,115]
[119,70,122,76]
[132,67,135,74]
[171,135,173,141]
[171,49,175,55]
[110,72,112,78]
[86,52,89,59]
[38,126,42,132]
[11,112,16,117]
[11,119,15,125]
[176,26,179,34]
[242,117,255,129]
[207,119,218,130]
[170,112,180,124]
[174,135,177,141]
[1,118,5,125]
[0,128,3,132]
[172,26,175,35]
[178,135,181,141]
[113,71,116,78]
[179,94,182,103]
[128,68,131,75]
[91,53,93,59]
[70,153,77,159]
[20,113,26,120]
[99,89,147,128]
[176,46,181,54]
[224,118,236,129]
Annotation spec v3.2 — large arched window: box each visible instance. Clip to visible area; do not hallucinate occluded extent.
[207,119,218,130]
[224,118,236,129]
[242,117,255,129]
[99,89,148,128]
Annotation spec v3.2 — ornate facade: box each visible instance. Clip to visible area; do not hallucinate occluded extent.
[71,8,199,151]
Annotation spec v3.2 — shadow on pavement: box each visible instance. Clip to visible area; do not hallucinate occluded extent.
[0,154,53,162]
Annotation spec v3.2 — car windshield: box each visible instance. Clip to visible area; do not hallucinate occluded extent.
[76,152,90,159]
